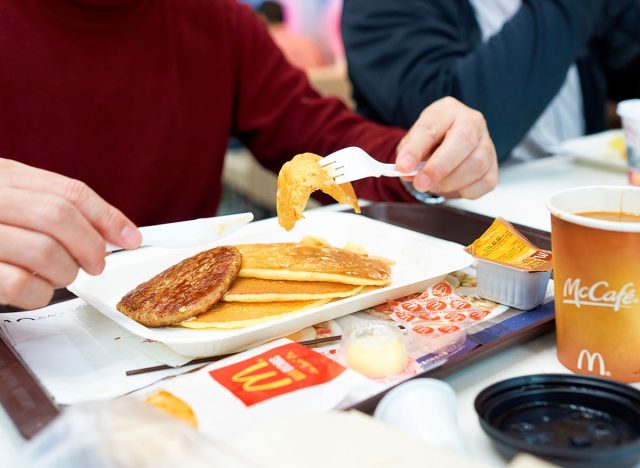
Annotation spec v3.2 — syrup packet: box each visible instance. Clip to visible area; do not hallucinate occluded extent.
[465,218,553,309]
[464,217,552,272]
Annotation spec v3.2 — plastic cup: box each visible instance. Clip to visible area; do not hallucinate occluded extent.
[547,186,640,383]
[373,378,466,453]
[617,99,640,185]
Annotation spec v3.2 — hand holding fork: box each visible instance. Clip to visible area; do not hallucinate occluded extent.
[322,97,498,201]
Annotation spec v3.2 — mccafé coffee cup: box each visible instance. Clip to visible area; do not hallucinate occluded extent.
[547,186,640,383]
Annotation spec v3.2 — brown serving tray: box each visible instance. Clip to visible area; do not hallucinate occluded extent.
[0,203,553,438]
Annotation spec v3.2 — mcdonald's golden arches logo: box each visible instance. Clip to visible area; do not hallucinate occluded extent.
[209,343,345,406]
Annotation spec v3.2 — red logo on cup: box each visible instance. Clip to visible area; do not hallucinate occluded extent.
[425,300,447,312]
[444,312,466,322]
[449,299,472,310]
[431,282,453,297]
[412,325,434,335]
[438,325,460,334]
[470,310,490,321]
[401,302,423,313]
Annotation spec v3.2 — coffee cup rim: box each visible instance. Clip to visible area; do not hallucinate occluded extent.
[546,185,640,233]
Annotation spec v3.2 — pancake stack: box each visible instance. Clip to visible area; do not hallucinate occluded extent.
[178,242,392,329]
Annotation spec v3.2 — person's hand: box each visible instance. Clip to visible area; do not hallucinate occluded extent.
[395,97,498,200]
[0,159,141,309]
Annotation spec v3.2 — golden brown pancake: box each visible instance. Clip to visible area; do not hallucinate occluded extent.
[117,246,241,327]
[145,390,198,428]
[223,277,363,302]
[179,298,332,329]
[277,153,360,231]
[236,243,391,286]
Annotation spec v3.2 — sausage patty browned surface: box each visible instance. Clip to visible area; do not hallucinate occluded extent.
[116,246,241,327]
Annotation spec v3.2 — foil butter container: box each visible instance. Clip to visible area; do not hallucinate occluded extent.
[476,259,551,311]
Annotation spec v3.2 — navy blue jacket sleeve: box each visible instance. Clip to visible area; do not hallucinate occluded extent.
[595,4,640,102]
[342,0,610,161]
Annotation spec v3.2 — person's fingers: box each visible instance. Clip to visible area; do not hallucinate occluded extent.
[412,107,486,193]
[431,135,495,194]
[0,158,140,249]
[0,224,80,287]
[0,262,54,310]
[447,154,499,200]
[0,187,106,275]
[395,97,464,172]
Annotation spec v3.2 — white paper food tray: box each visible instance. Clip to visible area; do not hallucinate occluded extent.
[69,212,472,357]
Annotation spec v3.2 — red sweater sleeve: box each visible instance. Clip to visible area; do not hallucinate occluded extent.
[227,1,414,203]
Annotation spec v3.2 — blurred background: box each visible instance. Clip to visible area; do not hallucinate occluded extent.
[219,0,352,219]
[241,0,345,66]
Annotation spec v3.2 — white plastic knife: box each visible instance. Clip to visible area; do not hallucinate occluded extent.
[105,212,254,253]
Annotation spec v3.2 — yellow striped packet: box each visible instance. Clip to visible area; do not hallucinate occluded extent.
[465,218,552,272]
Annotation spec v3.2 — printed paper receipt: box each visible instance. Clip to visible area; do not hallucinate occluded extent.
[466,218,552,272]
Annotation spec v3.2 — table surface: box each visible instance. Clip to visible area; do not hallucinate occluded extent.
[0,153,632,467]
[447,154,628,231]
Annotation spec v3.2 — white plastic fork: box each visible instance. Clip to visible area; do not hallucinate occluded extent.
[319,147,425,184]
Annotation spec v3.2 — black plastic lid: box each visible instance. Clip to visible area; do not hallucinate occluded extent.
[475,374,640,468]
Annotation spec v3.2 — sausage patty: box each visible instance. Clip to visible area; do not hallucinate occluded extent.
[116,245,241,327]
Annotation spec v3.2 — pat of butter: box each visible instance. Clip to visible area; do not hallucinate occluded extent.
[342,322,407,379]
